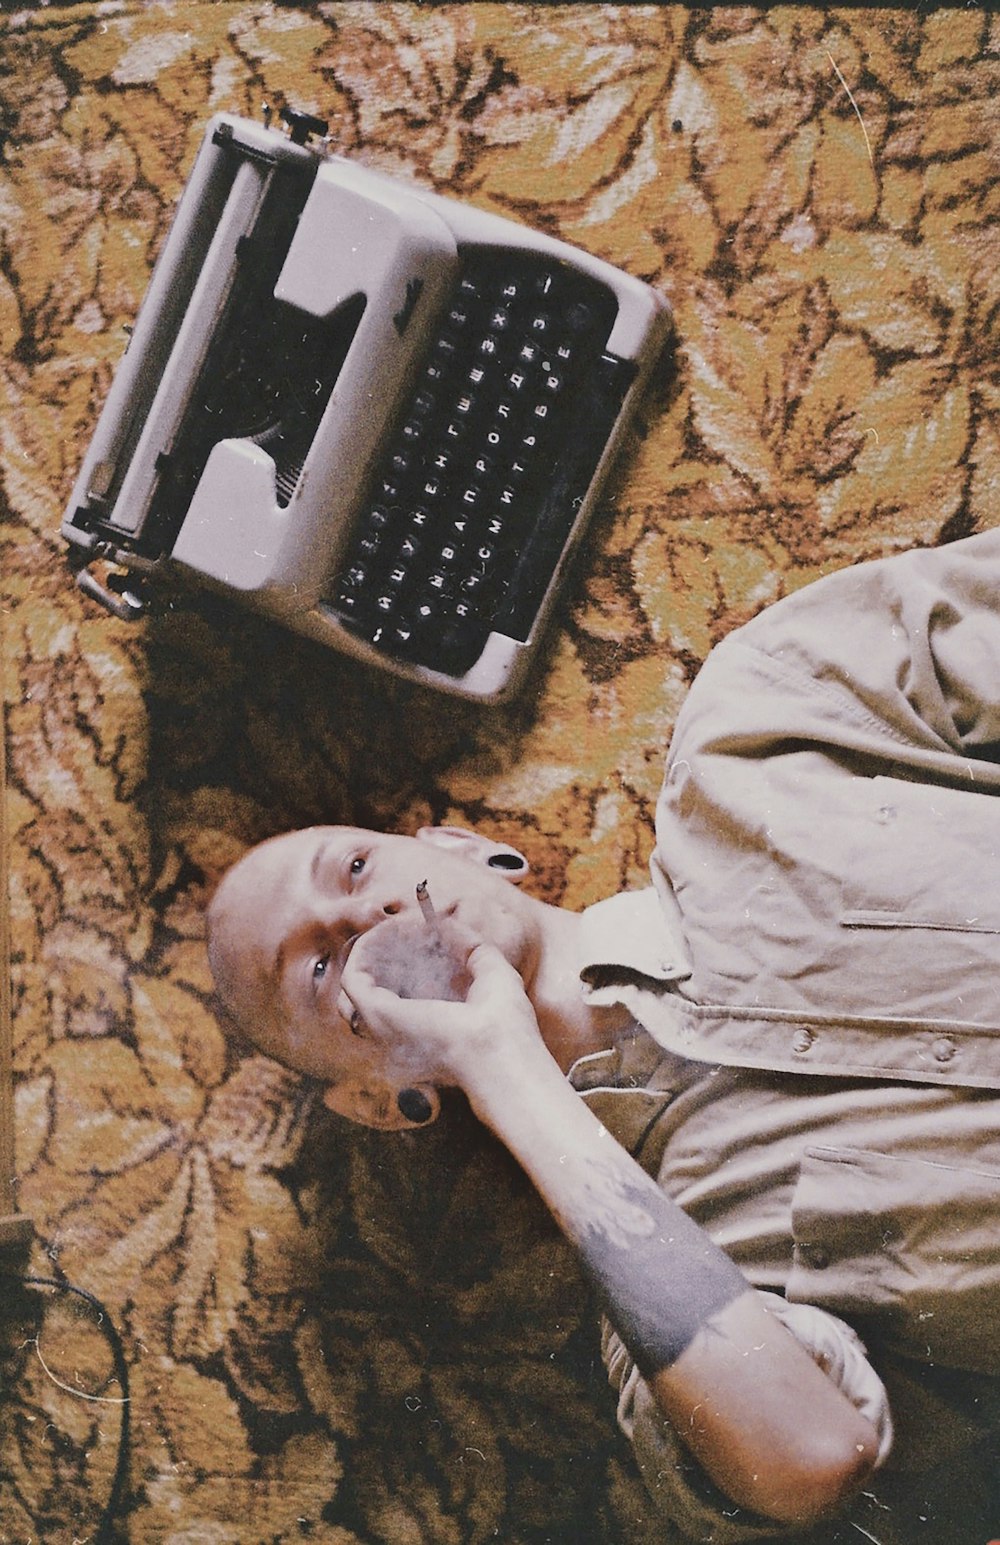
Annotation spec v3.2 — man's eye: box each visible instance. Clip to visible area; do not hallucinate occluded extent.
[349,855,366,880]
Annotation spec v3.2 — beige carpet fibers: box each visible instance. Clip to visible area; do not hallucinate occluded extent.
[2,5,998,1540]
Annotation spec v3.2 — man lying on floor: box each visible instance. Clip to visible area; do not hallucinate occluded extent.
[207,529,1000,1543]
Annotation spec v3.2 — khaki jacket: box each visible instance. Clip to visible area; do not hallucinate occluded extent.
[573,531,1000,1542]
[588,529,1000,1087]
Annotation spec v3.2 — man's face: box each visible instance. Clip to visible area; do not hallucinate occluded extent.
[207,825,539,1093]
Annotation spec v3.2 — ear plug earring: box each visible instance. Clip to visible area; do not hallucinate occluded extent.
[397,1087,434,1124]
[487,850,528,873]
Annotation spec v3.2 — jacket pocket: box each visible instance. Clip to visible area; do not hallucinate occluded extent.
[787,1143,1000,1375]
[840,774,1000,934]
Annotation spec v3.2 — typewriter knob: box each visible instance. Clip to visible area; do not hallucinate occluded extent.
[279,106,329,146]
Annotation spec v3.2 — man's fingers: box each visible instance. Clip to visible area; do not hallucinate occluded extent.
[341,957,404,1017]
[335,988,366,1037]
[464,941,531,1002]
[341,968,458,1036]
[341,938,532,1063]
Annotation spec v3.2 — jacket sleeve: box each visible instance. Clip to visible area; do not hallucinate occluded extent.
[705,527,1000,766]
[601,1316,787,1542]
[601,1295,894,1544]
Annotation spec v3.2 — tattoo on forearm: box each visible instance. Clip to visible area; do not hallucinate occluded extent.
[565,1163,746,1377]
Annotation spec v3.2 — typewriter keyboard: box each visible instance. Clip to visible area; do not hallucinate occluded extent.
[326,249,631,680]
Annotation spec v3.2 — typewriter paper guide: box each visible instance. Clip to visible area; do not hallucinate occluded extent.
[63,112,670,701]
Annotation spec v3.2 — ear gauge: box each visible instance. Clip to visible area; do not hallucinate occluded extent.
[396,1087,436,1125]
[486,849,528,874]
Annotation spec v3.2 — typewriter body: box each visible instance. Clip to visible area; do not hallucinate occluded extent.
[63,109,670,700]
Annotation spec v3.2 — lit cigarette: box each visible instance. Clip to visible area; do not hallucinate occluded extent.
[416,880,436,925]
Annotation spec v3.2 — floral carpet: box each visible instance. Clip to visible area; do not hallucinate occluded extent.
[2,4,998,1541]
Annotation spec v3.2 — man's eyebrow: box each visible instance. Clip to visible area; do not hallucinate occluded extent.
[271,923,314,991]
[272,846,333,976]
[271,834,341,985]
[272,938,288,988]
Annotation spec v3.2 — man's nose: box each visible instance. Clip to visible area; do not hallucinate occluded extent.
[324,895,404,932]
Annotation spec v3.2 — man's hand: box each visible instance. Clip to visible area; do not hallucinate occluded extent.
[340,920,546,1093]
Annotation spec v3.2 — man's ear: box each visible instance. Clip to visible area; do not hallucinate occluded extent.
[320,1078,440,1130]
[415,825,529,882]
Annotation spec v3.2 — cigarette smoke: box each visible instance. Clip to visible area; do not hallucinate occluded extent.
[360,915,471,1002]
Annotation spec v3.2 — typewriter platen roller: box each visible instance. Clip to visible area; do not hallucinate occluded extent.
[63,108,670,700]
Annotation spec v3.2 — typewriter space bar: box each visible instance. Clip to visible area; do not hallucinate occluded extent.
[492,353,636,642]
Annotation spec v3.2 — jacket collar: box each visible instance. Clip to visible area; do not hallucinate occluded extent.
[577,887,692,1003]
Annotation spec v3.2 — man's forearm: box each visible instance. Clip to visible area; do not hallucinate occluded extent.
[463,1046,878,1525]
[477,1068,746,1375]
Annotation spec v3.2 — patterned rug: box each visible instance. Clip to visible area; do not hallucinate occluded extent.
[3,4,998,1541]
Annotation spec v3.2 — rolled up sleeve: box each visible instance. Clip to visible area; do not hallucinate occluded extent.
[600,1318,799,1543]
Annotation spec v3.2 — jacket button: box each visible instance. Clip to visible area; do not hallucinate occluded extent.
[932,1036,957,1063]
[792,1028,815,1055]
[797,1244,830,1270]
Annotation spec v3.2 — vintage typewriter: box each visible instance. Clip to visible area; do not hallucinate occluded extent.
[63,107,670,700]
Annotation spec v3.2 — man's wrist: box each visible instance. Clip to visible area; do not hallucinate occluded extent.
[457,1031,560,1117]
